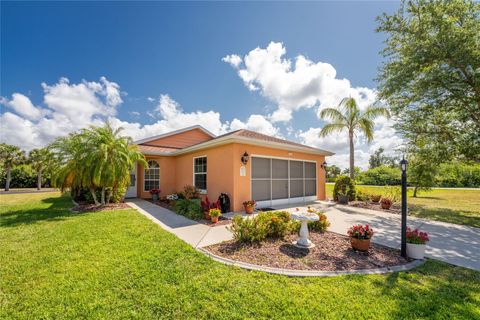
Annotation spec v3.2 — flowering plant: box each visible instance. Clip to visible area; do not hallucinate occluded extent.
[406,227,429,244]
[201,196,220,212]
[166,193,179,201]
[209,208,222,218]
[243,200,256,208]
[149,188,161,195]
[347,224,374,240]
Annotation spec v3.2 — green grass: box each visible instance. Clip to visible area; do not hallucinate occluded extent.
[1,193,479,319]
[326,184,480,228]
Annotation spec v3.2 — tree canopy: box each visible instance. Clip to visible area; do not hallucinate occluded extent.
[376,0,480,161]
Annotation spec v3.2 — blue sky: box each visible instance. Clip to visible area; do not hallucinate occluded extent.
[1,1,401,168]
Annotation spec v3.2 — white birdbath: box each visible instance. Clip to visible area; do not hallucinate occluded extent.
[291,210,319,249]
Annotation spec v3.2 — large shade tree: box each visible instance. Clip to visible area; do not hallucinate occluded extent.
[29,148,54,190]
[319,97,390,179]
[376,0,480,161]
[50,122,147,205]
[0,143,25,191]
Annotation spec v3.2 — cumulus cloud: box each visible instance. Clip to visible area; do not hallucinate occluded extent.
[223,41,378,122]
[0,77,282,150]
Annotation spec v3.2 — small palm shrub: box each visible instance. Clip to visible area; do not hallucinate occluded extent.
[333,175,356,201]
[174,198,203,220]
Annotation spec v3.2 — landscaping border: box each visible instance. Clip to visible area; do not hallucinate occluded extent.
[198,247,425,277]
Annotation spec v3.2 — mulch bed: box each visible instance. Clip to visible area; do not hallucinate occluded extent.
[72,202,130,213]
[347,201,402,214]
[206,231,411,271]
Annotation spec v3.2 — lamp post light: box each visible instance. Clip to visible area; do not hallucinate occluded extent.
[400,157,408,258]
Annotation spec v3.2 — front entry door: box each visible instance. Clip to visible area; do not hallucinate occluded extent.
[125,166,137,198]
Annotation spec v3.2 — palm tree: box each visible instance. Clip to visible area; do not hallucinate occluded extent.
[29,148,54,190]
[50,122,147,205]
[319,97,390,179]
[0,143,25,191]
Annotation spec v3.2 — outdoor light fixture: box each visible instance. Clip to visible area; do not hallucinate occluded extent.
[400,156,408,258]
[321,161,327,169]
[241,151,249,165]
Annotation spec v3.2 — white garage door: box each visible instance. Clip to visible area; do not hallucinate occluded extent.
[251,157,317,207]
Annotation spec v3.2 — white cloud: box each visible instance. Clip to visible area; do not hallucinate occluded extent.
[147,97,155,102]
[0,78,282,150]
[0,93,48,121]
[223,42,378,122]
[230,114,280,137]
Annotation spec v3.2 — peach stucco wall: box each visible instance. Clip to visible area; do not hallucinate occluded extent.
[137,142,326,212]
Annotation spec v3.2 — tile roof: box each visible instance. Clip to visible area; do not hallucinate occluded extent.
[137,144,179,154]
[225,129,317,149]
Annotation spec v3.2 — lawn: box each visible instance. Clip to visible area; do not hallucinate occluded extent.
[1,193,479,319]
[326,184,480,228]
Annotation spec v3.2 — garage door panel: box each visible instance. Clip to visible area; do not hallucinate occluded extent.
[272,159,288,179]
[305,180,316,196]
[289,180,304,198]
[272,180,288,199]
[252,157,271,179]
[252,180,271,201]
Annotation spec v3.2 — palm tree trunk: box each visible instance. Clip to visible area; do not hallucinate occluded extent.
[106,189,112,204]
[89,187,100,205]
[37,168,42,190]
[5,166,11,191]
[101,187,106,205]
[349,131,355,180]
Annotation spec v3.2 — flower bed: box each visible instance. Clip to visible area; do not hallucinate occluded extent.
[205,231,411,271]
[71,202,130,213]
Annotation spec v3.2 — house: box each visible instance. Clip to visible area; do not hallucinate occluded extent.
[126,125,334,212]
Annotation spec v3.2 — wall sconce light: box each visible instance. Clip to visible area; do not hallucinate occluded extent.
[241,151,249,165]
[321,161,327,169]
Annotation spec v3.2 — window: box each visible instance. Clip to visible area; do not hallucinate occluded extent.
[194,156,207,191]
[144,160,160,191]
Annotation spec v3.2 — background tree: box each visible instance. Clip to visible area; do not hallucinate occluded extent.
[376,0,480,161]
[325,164,341,182]
[0,143,25,191]
[369,147,399,169]
[28,148,54,190]
[319,97,390,179]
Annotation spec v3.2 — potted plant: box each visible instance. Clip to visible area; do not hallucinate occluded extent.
[243,200,256,214]
[347,224,374,251]
[370,194,381,203]
[209,208,222,223]
[380,197,393,209]
[337,186,350,205]
[406,227,429,259]
[149,188,161,201]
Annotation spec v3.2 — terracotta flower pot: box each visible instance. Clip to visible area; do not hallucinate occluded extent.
[211,216,219,223]
[350,238,371,252]
[204,211,211,220]
[381,202,392,210]
[244,205,254,214]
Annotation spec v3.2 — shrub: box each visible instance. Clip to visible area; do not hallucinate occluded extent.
[182,185,200,200]
[356,165,401,186]
[383,185,401,203]
[174,198,203,220]
[356,190,371,202]
[370,194,382,203]
[229,215,268,243]
[308,211,330,233]
[333,175,356,201]
[83,187,126,204]
[229,211,295,243]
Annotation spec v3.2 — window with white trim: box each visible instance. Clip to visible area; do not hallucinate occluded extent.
[144,160,160,191]
[193,156,207,191]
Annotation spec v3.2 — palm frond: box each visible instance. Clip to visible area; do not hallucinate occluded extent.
[319,108,346,123]
[319,123,346,137]
[356,118,375,142]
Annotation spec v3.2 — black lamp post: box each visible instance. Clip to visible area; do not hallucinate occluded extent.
[400,157,408,258]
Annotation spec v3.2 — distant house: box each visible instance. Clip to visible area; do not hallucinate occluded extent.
[127,125,334,212]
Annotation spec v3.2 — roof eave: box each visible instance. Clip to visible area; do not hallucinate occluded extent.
[133,125,216,145]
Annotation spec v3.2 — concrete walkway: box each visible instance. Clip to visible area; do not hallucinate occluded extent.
[127,198,479,271]
[127,199,233,248]
[311,201,480,271]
